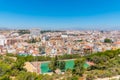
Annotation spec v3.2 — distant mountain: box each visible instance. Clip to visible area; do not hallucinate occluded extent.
[0,27,11,30]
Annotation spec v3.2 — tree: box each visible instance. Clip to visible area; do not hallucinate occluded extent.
[104,38,112,43]
[70,75,79,80]
[86,74,95,80]
[0,75,11,80]
[72,58,86,76]
[18,30,30,35]
[16,71,37,80]
[64,69,72,79]
[49,56,65,72]
[59,61,65,71]
[49,56,59,72]
[13,59,25,71]
[0,62,11,76]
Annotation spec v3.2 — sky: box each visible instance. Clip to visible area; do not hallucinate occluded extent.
[0,0,120,30]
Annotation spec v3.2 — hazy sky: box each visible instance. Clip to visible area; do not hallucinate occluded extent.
[0,0,120,30]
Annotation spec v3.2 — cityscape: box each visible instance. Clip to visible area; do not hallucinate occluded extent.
[0,0,120,80]
[1,29,120,56]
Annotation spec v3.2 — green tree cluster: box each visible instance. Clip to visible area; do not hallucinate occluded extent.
[104,38,112,43]
[49,56,65,72]
[72,58,86,76]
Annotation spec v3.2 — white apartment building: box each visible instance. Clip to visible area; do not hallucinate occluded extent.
[0,35,7,46]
